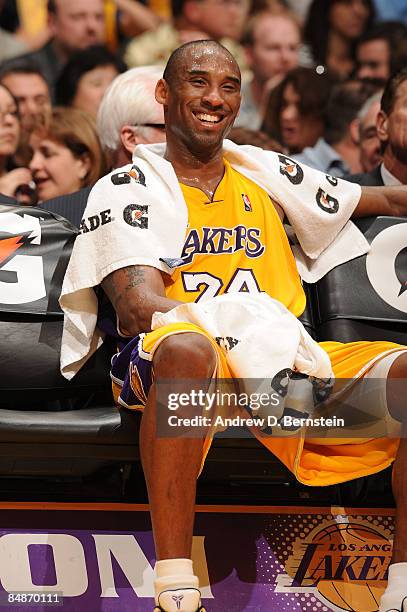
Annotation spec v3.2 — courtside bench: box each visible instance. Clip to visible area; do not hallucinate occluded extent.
[0,205,405,505]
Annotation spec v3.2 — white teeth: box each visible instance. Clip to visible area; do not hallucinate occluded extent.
[196,113,221,123]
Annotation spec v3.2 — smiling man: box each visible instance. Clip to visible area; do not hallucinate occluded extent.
[61,41,407,612]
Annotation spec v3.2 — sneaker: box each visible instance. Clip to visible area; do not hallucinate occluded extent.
[154,587,206,612]
[384,596,407,612]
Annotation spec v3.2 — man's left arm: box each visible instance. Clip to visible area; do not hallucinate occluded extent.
[353,185,407,217]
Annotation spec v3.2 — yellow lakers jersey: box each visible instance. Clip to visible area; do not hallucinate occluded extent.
[165,160,306,318]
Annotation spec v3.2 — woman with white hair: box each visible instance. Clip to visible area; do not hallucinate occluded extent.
[97,66,166,169]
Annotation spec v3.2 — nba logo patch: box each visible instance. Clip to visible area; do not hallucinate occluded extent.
[242,193,252,211]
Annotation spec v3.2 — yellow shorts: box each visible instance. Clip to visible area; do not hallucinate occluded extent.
[111,323,406,486]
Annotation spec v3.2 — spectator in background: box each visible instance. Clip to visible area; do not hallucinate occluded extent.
[261,67,336,154]
[0,0,159,56]
[18,0,106,88]
[347,69,407,186]
[236,11,301,129]
[55,45,126,118]
[356,90,382,172]
[355,22,407,83]
[294,79,379,176]
[0,59,52,132]
[124,0,249,72]
[304,0,374,79]
[29,107,107,202]
[0,82,32,201]
[97,66,165,170]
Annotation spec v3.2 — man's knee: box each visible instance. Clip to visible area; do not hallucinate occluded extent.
[388,353,407,378]
[153,333,216,378]
[387,353,407,423]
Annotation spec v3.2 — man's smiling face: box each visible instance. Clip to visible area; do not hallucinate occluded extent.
[156,44,241,154]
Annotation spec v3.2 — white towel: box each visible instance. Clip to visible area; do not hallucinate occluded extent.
[60,140,364,379]
[152,293,333,421]
[152,292,332,379]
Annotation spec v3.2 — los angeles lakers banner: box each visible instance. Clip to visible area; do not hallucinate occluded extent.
[0,506,394,611]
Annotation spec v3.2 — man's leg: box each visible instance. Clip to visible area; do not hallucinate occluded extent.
[139,333,216,610]
[380,352,407,611]
[387,353,407,562]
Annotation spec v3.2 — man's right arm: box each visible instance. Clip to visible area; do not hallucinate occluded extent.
[353,185,407,217]
[101,265,181,337]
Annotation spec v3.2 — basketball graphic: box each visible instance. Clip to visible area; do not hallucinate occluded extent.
[284,519,392,612]
[314,523,389,611]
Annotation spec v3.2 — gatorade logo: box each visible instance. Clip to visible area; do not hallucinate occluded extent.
[78,209,112,235]
[0,212,45,305]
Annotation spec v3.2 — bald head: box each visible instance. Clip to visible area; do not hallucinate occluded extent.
[156,39,241,159]
[163,40,241,87]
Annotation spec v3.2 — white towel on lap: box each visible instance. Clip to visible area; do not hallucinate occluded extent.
[152,292,332,380]
[152,293,333,421]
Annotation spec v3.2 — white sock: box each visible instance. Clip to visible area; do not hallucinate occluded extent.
[154,558,199,604]
[380,562,407,611]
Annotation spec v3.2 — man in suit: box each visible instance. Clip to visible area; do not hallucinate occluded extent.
[347,68,407,186]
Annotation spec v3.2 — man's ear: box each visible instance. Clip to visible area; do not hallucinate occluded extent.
[376,110,389,143]
[120,125,137,155]
[155,78,168,106]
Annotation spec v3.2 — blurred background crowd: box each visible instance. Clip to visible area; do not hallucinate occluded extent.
[0,0,407,218]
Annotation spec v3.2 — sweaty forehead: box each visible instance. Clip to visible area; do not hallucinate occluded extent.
[182,46,240,79]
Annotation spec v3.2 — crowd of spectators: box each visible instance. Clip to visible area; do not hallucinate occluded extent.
[0,0,407,212]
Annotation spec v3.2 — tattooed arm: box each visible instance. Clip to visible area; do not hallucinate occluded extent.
[101,265,181,337]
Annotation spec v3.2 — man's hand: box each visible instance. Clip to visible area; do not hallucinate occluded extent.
[114,0,161,37]
[102,265,181,337]
[354,185,407,217]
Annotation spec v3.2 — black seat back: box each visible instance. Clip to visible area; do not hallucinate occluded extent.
[0,205,112,405]
[314,216,407,343]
